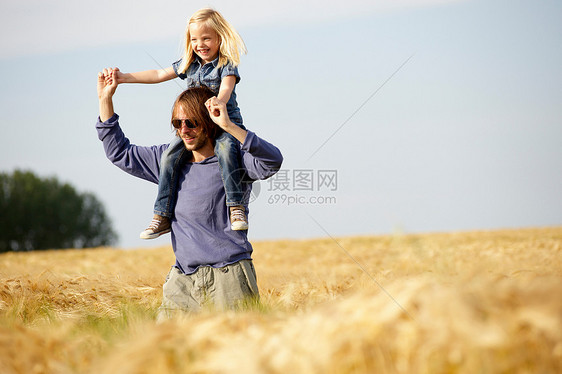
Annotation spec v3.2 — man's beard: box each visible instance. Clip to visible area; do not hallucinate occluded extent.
[178,131,209,152]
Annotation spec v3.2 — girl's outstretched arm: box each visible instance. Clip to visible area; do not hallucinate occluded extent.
[115,66,176,84]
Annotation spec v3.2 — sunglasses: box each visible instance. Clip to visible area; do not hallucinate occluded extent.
[171,118,198,129]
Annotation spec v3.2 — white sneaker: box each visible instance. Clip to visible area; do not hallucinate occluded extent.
[230,206,248,231]
[140,215,171,239]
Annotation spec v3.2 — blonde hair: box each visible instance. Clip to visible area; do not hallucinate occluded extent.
[177,8,247,74]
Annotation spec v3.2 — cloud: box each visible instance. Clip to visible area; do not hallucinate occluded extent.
[0,0,464,59]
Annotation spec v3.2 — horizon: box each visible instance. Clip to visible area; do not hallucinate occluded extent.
[1,0,561,248]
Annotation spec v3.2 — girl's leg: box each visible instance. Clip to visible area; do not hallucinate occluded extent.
[215,131,248,230]
[141,137,189,239]
[154,137,189,217]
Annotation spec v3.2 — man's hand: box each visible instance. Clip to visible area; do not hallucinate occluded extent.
[98,68,118,122]
[205,96,247,144]
[97,68,118,100]
[205,97,228,129]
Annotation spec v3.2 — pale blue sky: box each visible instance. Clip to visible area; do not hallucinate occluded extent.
[1,0,560,248]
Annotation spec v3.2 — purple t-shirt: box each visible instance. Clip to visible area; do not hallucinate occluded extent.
[96,114,282,274]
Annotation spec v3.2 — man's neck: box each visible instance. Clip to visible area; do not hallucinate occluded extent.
[191,145,215,163]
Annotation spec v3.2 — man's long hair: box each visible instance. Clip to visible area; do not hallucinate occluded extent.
[171,86,221,141]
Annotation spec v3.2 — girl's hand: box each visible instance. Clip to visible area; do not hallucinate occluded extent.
[112,67,126,84]
[101,67,122,85]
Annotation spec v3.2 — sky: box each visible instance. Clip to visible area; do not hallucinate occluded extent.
[1,0,560,249]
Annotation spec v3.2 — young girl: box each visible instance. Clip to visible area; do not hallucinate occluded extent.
[113,8,248,239]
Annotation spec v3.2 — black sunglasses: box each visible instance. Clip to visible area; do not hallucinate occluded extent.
[171,118,198,129]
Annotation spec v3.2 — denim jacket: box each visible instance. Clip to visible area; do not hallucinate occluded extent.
[173,57,243,125]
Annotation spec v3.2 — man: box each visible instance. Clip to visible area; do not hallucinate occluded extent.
[96,68,282,318]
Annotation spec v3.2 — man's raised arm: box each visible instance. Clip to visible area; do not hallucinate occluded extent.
[95,69,165,184]
[205,96,283,181]
[97,68,118,122]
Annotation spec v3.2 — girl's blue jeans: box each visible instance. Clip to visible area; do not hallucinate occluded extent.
[153,128,246,218]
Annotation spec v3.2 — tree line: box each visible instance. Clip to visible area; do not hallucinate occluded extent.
[0,170,117,252]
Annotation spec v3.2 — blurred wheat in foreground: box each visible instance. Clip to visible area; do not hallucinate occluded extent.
[0,227,561,374]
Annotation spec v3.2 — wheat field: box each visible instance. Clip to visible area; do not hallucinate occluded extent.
[0,227,561,373]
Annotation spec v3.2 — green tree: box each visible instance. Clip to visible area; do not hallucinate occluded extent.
[0,170,117,252]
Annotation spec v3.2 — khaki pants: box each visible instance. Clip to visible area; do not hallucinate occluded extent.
[156,259,259,320]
